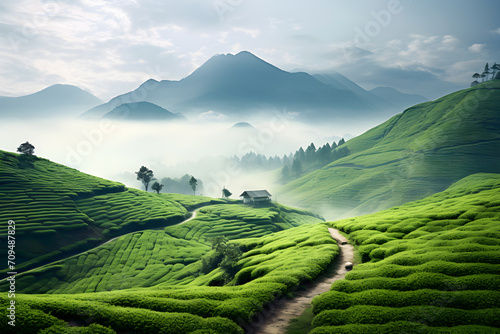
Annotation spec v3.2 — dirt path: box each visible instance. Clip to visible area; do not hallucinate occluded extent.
[248,228,353,334]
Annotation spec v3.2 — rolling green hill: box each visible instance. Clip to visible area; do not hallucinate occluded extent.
[278,80,500,218]
[311,173,500,333]
[0,150,321,277]
[0,148,329,333]
[5,202,323,294]
[0,212,334,334]
[0,150,191,275]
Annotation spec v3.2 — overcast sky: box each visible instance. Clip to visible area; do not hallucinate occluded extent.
[1,0,499,101]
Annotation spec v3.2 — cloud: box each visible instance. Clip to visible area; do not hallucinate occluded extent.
[468,43,486,53]
[196,110,228,121]
[491,27,500,35]
[232,27,260,38]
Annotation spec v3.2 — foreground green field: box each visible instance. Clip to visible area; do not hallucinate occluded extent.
[278,80,500,218]
[310,173,500,333]
[0,223,338,333]
[6,202,323,294]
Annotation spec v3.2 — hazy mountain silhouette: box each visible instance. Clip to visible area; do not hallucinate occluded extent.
[0,84,102,118]
[313,72,395,110]
[370,86,427,110]
[82,51,396,122]
[102,102,184,121]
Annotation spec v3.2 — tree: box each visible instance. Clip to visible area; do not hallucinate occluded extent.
[483,63,490,81]
[207,235,242,282]
[305,143,316,160]
[338,138,346,146]
[491,63,499,79]
[281,164,290,182]
[151,181,164,194]
[17,142,35,155]
[189,176,198,195]
[222,187,232,198]
[135,166,154,192]
[291,158,302,177]
[210,236,228,254]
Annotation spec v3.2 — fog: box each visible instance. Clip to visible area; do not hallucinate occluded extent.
[0,112,382,200]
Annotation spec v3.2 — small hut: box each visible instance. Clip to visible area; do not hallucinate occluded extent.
[239,190,272,204]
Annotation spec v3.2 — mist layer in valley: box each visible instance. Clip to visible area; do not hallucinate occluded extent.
[0,113,378,200]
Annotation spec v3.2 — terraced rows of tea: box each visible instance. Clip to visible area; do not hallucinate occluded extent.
[1,223,339,334]
[0,151,206,275]
[310,173,500,333]
[6,202,324,294]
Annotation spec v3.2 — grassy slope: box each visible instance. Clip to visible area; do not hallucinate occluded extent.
[278,81,500,218]
[7,202,323,294]
[0,222,338,334]
[311,173,500,333]
[0,150,197,275]
[0,149,333,333]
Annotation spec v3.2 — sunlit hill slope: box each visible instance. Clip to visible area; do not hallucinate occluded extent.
[278,80,500,218]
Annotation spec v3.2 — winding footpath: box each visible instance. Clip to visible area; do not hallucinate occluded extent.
[249,228,354,334]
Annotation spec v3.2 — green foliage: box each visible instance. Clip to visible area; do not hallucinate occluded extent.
[0,220,338,333]
[135,165,154,191]
[151,181,164,194]
[39,323,116,334]
[278,81,500,217]
[189,176,198,195]
[311,173,500,333]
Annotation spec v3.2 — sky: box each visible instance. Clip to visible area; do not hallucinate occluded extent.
[1,0,500,101]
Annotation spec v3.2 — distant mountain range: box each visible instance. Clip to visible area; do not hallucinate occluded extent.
[82,51,417,122]
[277,80,500,218]
[103,101,184,121]
[0,84,102,118]
[0,52,429,122]
[369,86,427,110]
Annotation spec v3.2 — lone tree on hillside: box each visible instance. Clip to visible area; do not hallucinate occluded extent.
[151,181,164,194]
[222,187,232,198]
[189,176,198,195]
[136,166,154,192]
[17,142,35,155]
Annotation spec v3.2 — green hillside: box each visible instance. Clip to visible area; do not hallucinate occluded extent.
[5,202,323,294]
[0,150,191,275]
[0,222,337,334]
[278,80,500,218]
[0,150,320,278]
[311,173,500,333]
[0,148,331,333]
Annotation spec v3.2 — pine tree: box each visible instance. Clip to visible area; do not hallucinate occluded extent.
[281,165,290,182]
[291,158,302,177]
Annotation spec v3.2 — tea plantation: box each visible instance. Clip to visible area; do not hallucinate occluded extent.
[310,173,500,333]
[0,223,338,333]
[6,202,323,294]
[0,149,334,333]
[0,150,198,275]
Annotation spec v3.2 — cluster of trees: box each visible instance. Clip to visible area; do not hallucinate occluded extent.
[136,166,199,195]
[160,174,204,196]
[281,138,349,183]
[229,151,284,172]
[471,62,499,86]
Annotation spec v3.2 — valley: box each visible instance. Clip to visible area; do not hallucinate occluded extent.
[1,78,499,333]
